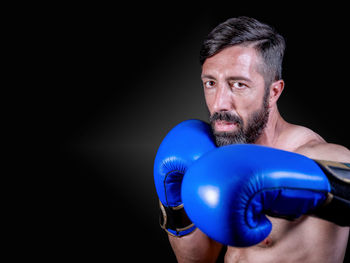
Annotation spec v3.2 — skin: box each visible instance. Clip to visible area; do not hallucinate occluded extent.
[168,45,350,263]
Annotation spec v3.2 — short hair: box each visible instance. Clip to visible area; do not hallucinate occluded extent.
[199,16,286,86]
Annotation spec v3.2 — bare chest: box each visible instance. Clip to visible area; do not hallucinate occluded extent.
[224,217,348,263]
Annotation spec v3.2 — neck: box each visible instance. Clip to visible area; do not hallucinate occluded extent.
[255,105,285,147]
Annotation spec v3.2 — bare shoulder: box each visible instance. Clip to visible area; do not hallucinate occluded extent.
[280,123,350,162]
[295,140,350,163]
[278,123,324,151]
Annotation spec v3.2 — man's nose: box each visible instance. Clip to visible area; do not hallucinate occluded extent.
[212,84,234,113]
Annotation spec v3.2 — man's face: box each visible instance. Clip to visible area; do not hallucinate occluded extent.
[201,45,270,146]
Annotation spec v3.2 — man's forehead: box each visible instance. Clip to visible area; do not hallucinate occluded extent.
[202,45,260,76]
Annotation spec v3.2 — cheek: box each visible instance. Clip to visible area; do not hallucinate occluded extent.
[204,92,215,113]
[237,93,264,120]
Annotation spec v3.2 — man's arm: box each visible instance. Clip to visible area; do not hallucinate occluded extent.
[153,120,223,262]
[295,141,350,227]
[295,141,350,163]
[168,229,223,263]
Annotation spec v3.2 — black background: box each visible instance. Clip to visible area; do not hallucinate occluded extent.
[36,4,350,262]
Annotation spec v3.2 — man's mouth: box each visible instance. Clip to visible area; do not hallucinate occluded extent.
[214,120,237,132]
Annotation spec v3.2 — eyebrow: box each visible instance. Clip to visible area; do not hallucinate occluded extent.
[201,74,252,83]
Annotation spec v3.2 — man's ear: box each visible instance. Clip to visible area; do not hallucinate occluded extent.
[268,80,284,107]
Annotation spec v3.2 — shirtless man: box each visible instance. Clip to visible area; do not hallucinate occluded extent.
[154,16,350,262]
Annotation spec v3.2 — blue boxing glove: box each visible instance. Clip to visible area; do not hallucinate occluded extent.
[182,144,350,247]
[153,119,216,236]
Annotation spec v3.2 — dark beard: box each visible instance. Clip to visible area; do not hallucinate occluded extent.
[209,95,270,146]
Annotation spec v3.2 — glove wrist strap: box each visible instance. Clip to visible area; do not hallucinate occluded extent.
[313,160,350,226]
[159,200,195,236]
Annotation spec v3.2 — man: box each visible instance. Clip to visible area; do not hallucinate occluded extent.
[154,16,350,262]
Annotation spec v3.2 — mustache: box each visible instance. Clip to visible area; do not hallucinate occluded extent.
[209,111,243,126]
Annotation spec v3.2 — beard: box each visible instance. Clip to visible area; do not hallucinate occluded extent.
[209,94,270,147]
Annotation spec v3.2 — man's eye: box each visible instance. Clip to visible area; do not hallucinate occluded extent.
[232,82,247,89]
[205,81,215,88]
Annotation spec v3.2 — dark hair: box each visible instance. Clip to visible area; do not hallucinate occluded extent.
[200,16,285,86]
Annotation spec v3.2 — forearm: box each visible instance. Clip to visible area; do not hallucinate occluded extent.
[296,143,350,226]
[168,228,223,263]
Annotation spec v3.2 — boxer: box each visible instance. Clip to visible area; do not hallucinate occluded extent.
[154,16,350,262]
